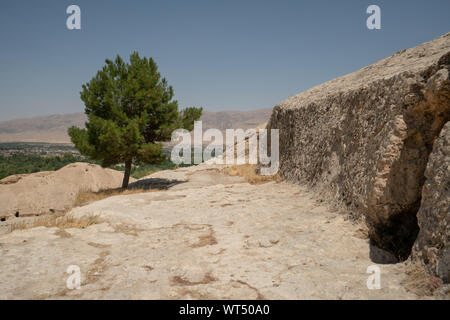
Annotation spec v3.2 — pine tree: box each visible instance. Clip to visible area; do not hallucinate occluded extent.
[68,52,202,188]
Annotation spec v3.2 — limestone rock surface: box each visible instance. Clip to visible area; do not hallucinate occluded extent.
[0,162,132,219]
[267,33,450,264]
[413,123,450,283]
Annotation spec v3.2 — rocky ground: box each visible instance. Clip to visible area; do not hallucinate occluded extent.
[0,164,430,299]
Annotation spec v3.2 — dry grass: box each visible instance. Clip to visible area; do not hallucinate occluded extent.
[402,261,443,296]
[11,214,100,233]
[191,231,218,248]
[223,164,280,184]
[74,187,156,207]
[85,250,110,285]
[54,228,72,238]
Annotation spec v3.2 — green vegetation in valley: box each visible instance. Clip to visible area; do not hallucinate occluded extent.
[0,153,85,179]
[0,145,194,180]
[0,142,77,153]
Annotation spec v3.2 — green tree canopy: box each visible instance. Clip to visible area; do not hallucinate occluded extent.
[69,52,202,188]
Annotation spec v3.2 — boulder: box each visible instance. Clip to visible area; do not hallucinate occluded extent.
[0,162,132,219]
[413,122,450,283]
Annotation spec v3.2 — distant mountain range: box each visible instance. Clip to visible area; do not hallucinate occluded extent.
[0,109,272,143]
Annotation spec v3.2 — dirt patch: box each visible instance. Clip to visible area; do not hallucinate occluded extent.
[54,228,72,238]
[232,280,265,300]
[172,223,219,248]
[85,250,110,285]
[191,232,218,248]
[111,223,144,236]
[88,242,111,249]
[142,265,154,272]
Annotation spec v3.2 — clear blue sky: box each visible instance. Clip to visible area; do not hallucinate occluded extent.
[0,0,449,120]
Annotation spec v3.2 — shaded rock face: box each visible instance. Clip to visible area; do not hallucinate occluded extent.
[413,123,450,283]
[267,33,450,266]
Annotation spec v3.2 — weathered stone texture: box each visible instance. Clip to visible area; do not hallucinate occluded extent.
[0,162,132,220]
[268,33,450,266]
[413,122,450,283]
[0,166,418,299]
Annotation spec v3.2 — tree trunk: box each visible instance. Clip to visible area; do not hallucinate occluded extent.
[122,159,132,189]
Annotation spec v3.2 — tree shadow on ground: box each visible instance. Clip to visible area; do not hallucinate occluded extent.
[128,178,186,190]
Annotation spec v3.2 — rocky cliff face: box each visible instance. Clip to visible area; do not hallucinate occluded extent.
[267,33,450,280]
[413,122,450,283]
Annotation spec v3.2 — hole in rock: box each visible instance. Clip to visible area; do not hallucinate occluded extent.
[369,202,421,263]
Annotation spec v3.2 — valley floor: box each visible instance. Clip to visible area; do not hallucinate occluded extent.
[0,165,421,299]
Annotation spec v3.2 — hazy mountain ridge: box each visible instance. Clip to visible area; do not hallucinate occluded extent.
[0,109,272,143]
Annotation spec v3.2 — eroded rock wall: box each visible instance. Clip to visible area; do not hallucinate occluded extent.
[267,33,450,268]
[413,122,450,283]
